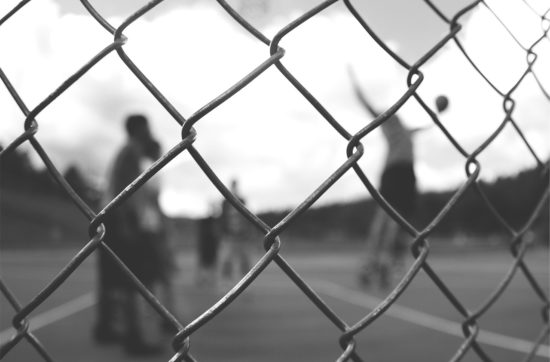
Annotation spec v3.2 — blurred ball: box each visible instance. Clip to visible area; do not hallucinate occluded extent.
[435,95,449,113]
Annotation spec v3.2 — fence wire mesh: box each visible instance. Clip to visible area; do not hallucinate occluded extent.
[0,0,549,361]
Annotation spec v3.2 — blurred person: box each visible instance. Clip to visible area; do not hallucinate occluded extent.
[218,179,252,284]
[94,114,165,356]
[349,72,448,288]
[195,204,221,287]
[139,139,179,335]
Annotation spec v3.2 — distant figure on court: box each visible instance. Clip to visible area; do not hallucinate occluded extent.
[196,204,221,286]
[219,179,251,283]
[349,71,448,288]
[94,114,167,356]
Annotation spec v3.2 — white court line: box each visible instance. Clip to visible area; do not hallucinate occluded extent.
[311,279,550,359]
[0,292,95,343]
[0,280,548,359]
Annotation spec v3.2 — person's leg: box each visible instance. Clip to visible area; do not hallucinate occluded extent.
[383,162,416,282]
[94,288,119,343]
[123,285,162,356]
[390,228,409,273]
[360,208,387,285]
[200,231,219,287]
[377,219,399,289]
[150,234,178,329]
[94,248,121,344]
[124,287,140,340]
[219,236,233,281]
[237,243,251,278]
[159,277,179,334]
[221,237,240,283]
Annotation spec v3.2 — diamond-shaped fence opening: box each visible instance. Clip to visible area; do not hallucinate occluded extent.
[0,0,548,361]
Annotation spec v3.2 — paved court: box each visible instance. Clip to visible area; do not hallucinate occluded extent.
[0,245,548,361]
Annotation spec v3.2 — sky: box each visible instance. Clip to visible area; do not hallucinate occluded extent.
[1,0,549,217]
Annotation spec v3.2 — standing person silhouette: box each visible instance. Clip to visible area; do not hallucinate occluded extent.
[219,179,251,284]
[349,70,448,288]
[196,202,221,287]
[94,114,164,356]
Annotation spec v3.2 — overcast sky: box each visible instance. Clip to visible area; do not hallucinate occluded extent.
[1,0,549,217]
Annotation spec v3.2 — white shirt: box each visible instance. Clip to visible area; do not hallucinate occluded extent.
[381,115,414,167]
[136,158,163,232]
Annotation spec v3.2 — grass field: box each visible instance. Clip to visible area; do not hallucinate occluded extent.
[0,242,548,362]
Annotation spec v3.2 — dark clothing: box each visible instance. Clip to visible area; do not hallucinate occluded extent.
[220,198,248,240]
[98,214,131,289]
[380,162,417,219]
[198,216,220,267]
[150,229,176,282]
[100,142,160,286]
[95,141,163,344]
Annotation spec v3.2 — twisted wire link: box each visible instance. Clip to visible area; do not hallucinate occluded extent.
[0,0,548,361]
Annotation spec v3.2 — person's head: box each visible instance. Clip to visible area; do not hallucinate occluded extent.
[125,114,152,144]
[435,95,449,113]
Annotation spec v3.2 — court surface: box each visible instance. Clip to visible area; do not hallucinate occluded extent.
[0,243,548,362]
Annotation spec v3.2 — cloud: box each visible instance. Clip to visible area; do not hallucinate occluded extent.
[411,1,550,188]
[1,1,548,217]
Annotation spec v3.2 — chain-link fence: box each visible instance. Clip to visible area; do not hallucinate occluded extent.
[1,0,549,361]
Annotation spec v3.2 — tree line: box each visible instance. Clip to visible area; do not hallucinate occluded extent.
[1,145,548,244]
[0,145,100,205]
[260,163,549,242]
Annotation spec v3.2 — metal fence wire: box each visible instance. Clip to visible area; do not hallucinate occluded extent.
[0,0,549,361]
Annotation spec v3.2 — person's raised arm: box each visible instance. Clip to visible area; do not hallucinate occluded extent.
[409,125,432,134]
[348,66,379,118]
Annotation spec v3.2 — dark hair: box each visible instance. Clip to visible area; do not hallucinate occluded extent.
[125,114,149,137]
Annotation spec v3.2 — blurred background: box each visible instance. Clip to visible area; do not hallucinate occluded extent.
[0,0,548,361]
